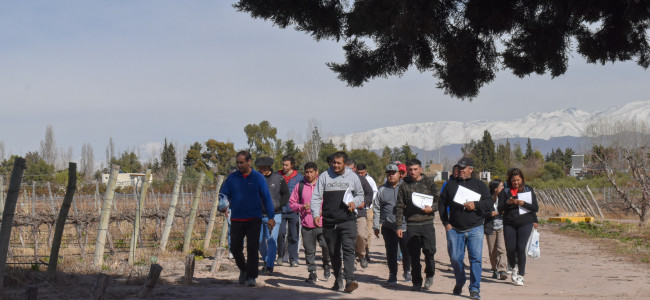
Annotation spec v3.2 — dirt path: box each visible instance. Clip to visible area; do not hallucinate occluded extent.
[128,221,650,299]
[10,221,650,299]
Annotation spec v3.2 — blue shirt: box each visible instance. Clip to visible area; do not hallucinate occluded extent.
[220,169,275,220]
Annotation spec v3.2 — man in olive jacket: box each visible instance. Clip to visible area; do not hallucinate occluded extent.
[395,159,439,291]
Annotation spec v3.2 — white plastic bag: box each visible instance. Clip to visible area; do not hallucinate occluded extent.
[526,228,540,258]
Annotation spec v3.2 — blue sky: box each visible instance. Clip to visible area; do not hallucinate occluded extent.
[1,1,649,165]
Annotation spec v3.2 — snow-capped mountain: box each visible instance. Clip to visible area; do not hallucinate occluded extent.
[331,100,650,151]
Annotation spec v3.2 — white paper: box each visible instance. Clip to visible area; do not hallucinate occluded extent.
[453,185,481,205]
[518,191,532,214]
[343,188,354,205]
[412,192,433,209]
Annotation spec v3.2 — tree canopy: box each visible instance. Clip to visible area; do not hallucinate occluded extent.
[234,0,650,99]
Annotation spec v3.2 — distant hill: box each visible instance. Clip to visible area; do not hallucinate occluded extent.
[333,100,650,159]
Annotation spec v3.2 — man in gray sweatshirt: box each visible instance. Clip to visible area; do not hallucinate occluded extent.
[311,151,364,293]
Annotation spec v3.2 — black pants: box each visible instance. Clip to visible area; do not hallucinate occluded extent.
[230,218,262,279]
[382,226,411,275]
[278,213,300,262]
[302,227,330,271]
[406,223,436,287]
[323,219,357,281]
[504,222,533,276]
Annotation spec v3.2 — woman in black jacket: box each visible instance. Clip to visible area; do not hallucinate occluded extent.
[498,168,538,287]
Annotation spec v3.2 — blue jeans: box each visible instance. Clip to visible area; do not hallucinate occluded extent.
[446,225,484,293]
[259,214,282,268]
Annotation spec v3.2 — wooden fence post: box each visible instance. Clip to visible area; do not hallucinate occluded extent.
[93,165,120,268]
[0,157,26,291]
[129,169,151,265]
[182,174,205,253]
[47,163,77,282]
[586,185,605,219]
[138,264,163,298]
[203,175,224,251]
[160,171,183,251]
[90,273,110,300]
[184,254,195,285]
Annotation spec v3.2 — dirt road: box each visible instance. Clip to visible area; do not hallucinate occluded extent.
[12,221,649,299]
[128,221,649,299]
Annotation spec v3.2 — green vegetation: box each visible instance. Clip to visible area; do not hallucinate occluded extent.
[558,220,650,263]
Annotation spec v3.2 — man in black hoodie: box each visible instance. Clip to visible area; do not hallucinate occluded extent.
[439,157,493,300]
[256,157,289,275]
[395,159,439,292]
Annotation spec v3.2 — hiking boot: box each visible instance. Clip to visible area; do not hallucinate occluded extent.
[359,257,368,269]
[238,270,247,284]
[403,271,412,283]
[332,276,344,291]
[515,275,525,286]
[499,271,508,280]
[344,280,359,293]
[387,273,398,284]
[491,270,498,279]
[290,260,299,267]
[305,271,318,283]
[246,278,257,287]
[323,265,332,279]
[453,285,463,295]
[470,290,480,300]
[423,276,434,290]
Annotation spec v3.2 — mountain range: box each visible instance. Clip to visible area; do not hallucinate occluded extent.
[330,100,650,161]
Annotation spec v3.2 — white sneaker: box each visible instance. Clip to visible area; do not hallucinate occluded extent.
[515,276,525,286]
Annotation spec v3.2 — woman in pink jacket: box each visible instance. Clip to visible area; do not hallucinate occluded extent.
[289,162,331,283]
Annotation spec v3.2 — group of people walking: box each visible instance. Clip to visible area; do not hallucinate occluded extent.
[219,150,539,300]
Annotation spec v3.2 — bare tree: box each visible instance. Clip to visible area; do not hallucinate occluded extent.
[81,143,95,180]
[106,137,115,168]
[303,119,322,162]
[40,125,57,166]
[56,146,73,170]
[585,118,650,225]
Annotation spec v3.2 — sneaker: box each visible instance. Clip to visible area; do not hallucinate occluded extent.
[276,258,283,266]
[344,280,359,293]
[228,252,234,259]
[403,271,412,283]
[470,290,480,300]
[323,265,332,279]
[387,273,398,284]
[305,271,318,283]
[423,276,434,290]
[499,271,508,280]
[238,270,247,284]
[290,260,299,267]
[491,270,498,279]
[246,277,257,287]
[515,276,525,286]
[453,285,463,295]
[359,257,368,269]
[511,272,519,284]
[332,276,344,291]
[263,267,273,275]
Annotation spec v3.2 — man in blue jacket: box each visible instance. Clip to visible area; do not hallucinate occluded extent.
[220,151,276,287]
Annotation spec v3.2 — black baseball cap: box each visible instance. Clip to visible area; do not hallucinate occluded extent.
[457,157,474,168]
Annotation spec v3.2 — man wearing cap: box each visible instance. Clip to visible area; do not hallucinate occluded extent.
[256,156,290,275]
[439,157,493,300]
[373,163,411,284]
[219,151,276,287]
[395,159,439,292]
[311,151,365,293]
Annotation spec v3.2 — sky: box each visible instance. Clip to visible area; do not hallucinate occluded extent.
[1,1,649,166]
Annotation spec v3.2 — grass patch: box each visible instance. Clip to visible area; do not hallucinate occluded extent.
[557,220,650,263]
